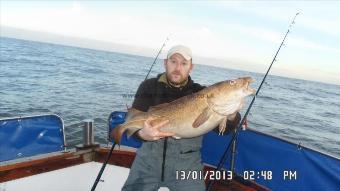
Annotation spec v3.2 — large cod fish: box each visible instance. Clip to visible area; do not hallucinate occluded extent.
[111,77,256,144]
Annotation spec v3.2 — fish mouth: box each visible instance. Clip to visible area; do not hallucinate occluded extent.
[245,78,256,94]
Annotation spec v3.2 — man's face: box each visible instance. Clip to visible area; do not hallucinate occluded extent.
[164,53,193,86]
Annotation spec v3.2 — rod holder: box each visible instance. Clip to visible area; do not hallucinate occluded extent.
[83,119,94,146]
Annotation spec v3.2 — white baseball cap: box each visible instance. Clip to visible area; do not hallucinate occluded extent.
[167,45,192,60]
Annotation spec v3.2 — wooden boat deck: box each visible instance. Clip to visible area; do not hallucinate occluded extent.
[0,145,270,191]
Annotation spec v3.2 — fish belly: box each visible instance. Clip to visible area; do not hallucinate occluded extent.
[165,113,225,138]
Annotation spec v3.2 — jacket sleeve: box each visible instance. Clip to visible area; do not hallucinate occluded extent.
[130,80,155,140]
[132,80,155,112]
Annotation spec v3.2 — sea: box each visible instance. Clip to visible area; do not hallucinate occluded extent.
[1,37,339,158]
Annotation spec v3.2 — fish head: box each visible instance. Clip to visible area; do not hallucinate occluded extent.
[208,77,256,113]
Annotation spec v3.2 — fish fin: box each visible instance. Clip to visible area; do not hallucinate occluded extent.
[148,103,170,112]
[192,107,211,128]
[218,117,228,135]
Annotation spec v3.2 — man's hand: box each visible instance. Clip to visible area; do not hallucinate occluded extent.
[137,117,175,141]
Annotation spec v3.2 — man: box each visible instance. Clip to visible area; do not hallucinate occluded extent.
[122,45,242,191]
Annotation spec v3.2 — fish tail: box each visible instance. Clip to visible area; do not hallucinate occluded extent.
[111,119,145,144]
[111,124,126,145]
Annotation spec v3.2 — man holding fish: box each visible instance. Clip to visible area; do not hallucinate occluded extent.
[113,45,255,191]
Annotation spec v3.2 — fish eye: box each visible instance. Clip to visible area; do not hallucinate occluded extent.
[229,80,236,85]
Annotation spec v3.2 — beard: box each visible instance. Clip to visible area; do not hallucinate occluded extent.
[167,71,187,86]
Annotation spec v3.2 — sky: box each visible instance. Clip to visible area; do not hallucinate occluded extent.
[1,1,340,85]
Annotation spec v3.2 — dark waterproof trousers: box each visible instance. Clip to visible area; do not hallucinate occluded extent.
[122,137,205,191]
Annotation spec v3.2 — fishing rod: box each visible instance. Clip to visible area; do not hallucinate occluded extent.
[91,142,116,191]
[91,35,171,191]
[206,12,300,191]
[144,35,171,81]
